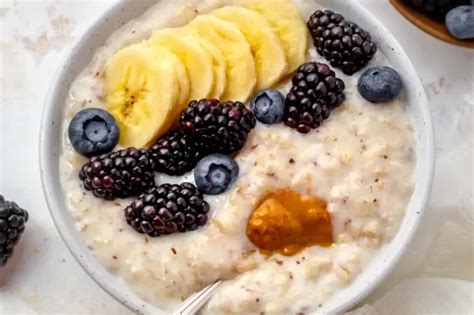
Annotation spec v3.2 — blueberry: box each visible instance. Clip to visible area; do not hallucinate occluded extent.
[68,108,120,157]
[250,89,285,124]
[194,154,239,195]
[446,6,474,40]
[357,66,402,103]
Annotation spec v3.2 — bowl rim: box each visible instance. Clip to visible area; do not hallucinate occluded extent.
[39,1,434,314]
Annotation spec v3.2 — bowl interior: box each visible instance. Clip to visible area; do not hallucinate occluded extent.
[39,1,434,314]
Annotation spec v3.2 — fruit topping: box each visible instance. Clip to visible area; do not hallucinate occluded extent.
[149,29,214,101]
[188,15,257,102]
[194,154,239,195]
[246,189,333,256]
[307,10,377,75]
[250,89,286,125]
[239,0,309,74]
[357,66,403,103]
[446,5,474,39]
[180,99,256,154]
[0,195,29,267]
[79,148,155,200]
[285,62,345,133]
[149,131,208,176]
[68,108,119,157]
[210,6,288,90]
[105,44,184,148]
[187,32,228,100]
[402,0,471,21]
[124,183,210,237]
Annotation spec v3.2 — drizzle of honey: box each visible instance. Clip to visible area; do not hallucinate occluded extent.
[246,189,333,256]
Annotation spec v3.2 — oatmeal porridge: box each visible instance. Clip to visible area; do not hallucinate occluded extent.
[59,0,415,313]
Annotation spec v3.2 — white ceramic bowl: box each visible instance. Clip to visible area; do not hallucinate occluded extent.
[39,1,434,314]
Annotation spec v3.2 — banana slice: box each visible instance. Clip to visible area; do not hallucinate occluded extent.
[189,15,256,102]
[105,44,180,148]
[210,6,287,90]
[167,46,190,126]
[239,0,308,74]
[149,28,214,101]
[186,28,227,99]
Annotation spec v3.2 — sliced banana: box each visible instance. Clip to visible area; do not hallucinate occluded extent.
[105,44,180,148]
[149,28,214,101]
[189,15,256,102]
[210,6,288,90]
[165,45,190,126]
[238,0,309,74]
[186,28,227,99]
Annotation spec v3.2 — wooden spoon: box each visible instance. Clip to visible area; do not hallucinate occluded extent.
[390,0,474,48]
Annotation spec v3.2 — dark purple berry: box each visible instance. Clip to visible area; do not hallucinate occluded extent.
[124,183,209,237]
[79,148,155,200]
[308,10,377,75]
[180,99,256,154]
[0,195,28,268]
[149,131,208,176]
[284,62,345,133]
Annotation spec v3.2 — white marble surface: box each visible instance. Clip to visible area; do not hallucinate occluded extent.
[0,1,472,314]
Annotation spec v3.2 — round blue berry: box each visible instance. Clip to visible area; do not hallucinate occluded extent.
[446,6,474,40]
[194,154,239,195]
[250,89,285,124]
[357,66,402,103]
[68,108,120,157]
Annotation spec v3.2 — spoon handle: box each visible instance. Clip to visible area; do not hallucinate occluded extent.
[172,281,222,315]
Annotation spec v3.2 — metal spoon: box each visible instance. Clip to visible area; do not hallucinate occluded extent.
[172,281,222,315]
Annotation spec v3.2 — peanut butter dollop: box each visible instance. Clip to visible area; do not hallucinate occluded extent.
[246,189,333,256]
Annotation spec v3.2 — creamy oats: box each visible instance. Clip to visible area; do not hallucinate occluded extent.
[59,0,415,313]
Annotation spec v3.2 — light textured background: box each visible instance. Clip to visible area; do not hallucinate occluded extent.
[0,1,472,314]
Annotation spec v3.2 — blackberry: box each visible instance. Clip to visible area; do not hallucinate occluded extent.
[149,131,207,176]
[308,10,377,75]
[285,62,345,134]
[124,182,210,237]
[0,195,29,267]
[79,148,155,200]
[402,0,471,21]
[180,99,256,154]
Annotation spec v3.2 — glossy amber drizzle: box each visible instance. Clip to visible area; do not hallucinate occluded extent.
[246,189,333,256]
